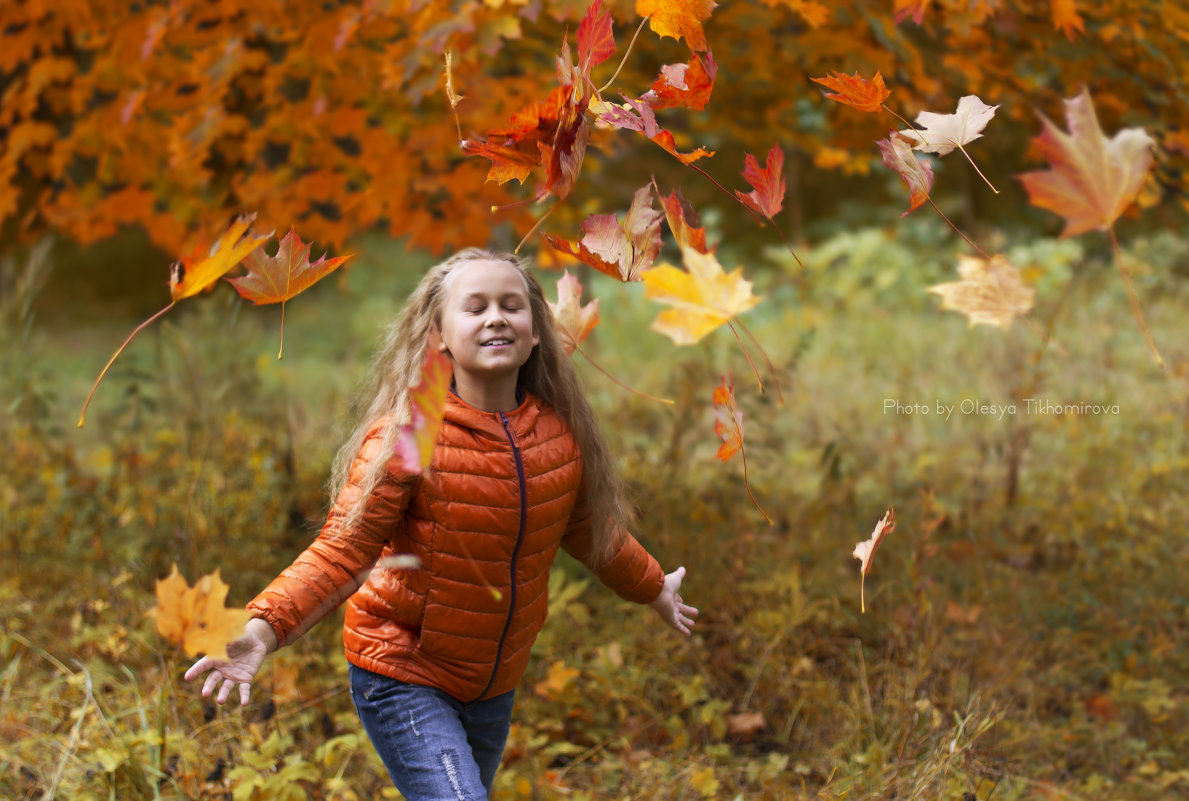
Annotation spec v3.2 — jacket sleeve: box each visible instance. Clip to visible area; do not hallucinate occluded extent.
[561,490,664,605]
[246,422,417,647]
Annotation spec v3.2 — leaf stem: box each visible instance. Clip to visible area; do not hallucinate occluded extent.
[514,203,557,254]
[736,319,784,405]
[956,143,999,194]
[727,321,765,395]
[925,196,990,259]
[1108,226,1165,371]
[277,300,286,360]
[598,17,649,94]
[740,444,773,525]
[881,104,921,141]
[575,344,674,404]
[78,301,175,427]
[763,213,804,269]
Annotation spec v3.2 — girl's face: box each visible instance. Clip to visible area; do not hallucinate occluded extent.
[437,259,539,391]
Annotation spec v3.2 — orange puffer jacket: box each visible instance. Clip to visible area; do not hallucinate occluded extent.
[246,391,664,702]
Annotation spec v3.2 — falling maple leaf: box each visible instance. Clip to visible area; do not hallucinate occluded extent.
[1051,0,1084,40]
[226,228,352,358]
[642,245,761,345]
[711,377,771,524]
[735,144,786,219]
[898,95,1000,192]
[893,0,930,24]
[898,96,998,155]
[655,183,709,254]
[929,254,1035,329]
[394,333,453,476]
[548,270,601,356]
[877,133,934,216]
[169,213,273,302]
[1016,87,1154,238]
[645,49,718,111]
[810,70,890,113]
[148,564,252,661]
[596,94,716,165]
[852,507,895,613]
[543,184,663,281]
[637,0,717,52]
[79,214,272,427]
[577,0,616,72]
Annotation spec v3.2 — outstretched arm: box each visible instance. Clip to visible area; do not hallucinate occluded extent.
[650,566,698,636]
[183,618,278,706]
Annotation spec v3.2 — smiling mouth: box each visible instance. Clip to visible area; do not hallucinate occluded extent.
[481,338,513,347]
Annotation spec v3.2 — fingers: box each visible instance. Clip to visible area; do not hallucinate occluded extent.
[184,657,210,682]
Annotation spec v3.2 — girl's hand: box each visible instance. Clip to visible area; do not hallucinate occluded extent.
[650,566,698,636]
[183,618,277,706]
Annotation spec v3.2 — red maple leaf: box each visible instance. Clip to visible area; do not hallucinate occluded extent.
[577,0,616,72]
[735,144,785,218]
[646,50,718,111]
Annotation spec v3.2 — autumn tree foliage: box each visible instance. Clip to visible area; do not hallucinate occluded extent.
[1,0,1184,261]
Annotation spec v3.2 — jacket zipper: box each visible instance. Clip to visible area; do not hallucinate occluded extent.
[473,411,527,702]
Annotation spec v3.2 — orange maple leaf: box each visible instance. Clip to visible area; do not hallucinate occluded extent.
[148,565,251,661]
[226,228,352,358]
[394,333,453,476]
[735,144,785,219]
[810,70,890,113]
[852,507,895,613]
[1051,0,1084,40]
[548,270,601,356]
[711,377,772,524]
[877,133,934,216]
[655,183,709,254]
[642,246,761,345]
[1016,87,1154,238]
[637,0,717,52]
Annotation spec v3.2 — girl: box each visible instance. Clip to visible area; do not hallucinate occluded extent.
[185,248,697,800]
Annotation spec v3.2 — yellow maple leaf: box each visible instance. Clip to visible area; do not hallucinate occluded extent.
[148,565,251,661]
[642,246,761,345]
[170,214,273,302]
[533,659,580,700]
[929,254,1035,329]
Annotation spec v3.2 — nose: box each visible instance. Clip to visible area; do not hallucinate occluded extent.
[484,306,507,326]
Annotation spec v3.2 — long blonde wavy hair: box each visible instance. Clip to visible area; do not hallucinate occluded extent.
[327,247,630,564]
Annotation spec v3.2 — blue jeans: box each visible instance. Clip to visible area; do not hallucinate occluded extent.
[349,665,516,801]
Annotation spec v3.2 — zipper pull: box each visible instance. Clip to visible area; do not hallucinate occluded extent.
[499,412,518,447]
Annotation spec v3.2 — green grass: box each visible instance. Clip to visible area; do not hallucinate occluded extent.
[2,226,1188,800]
